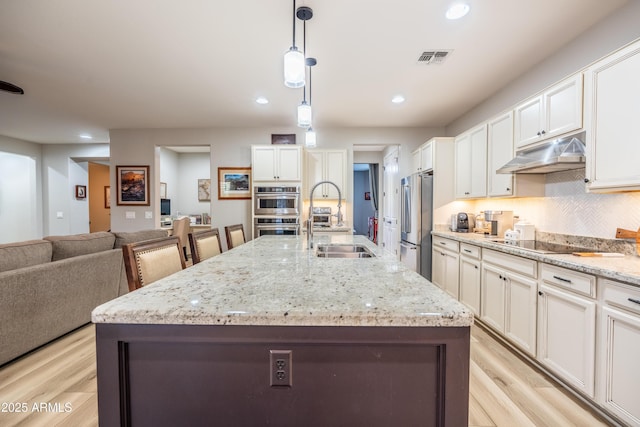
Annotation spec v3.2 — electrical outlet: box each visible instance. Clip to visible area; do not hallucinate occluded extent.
[270,350,292,387]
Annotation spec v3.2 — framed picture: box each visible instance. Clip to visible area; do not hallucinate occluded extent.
[218,167,251,200]
[75,185,86,199]
[116,165,150,206]
[198,179,211,201]
[104,186,111,208]
[364,191,371,200]
[271,134,296,145]
[160,182,167,199]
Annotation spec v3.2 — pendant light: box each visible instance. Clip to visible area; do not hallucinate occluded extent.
[296,11,313,127]
[283,1,306,88]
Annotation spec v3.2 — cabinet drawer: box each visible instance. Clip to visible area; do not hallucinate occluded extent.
[460,243,481,259]
[602,279,640,316]
[483,249,536,278]
[541,264,596,298]
[433,237,459,253]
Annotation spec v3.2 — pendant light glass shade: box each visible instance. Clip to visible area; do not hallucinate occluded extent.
[297,101,312,127]
[284,48,305,88]
[305,128,316,147]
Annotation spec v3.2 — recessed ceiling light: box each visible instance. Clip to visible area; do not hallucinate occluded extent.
[255,96,269,105]
[391,95,405,104]
[446,2,470,20]
[79,134,93,140]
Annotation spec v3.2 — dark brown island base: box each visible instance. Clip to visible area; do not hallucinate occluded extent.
[93,235,473,426]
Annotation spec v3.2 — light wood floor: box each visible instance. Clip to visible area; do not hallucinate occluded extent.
[0,324,613,427]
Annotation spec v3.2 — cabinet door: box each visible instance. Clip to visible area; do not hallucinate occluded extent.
[324,150,346,199]
[480,263,506,333]
[276,146,301,181]
[306,150,324,198]
[421,142,433,172]
[252,147,277,181]
[505,272,538,356]
[598,306,640,425]
[443,250,460,299]
[487,112,514,197]
[454,133,472,198]
[585,40,640,192]
[469,125,487,198]
[544,74,583,139]
[538,284,596,397]
[411,149,422,174]
[459,256,481,315]
[431,247,446,290]
[514,96,543,148]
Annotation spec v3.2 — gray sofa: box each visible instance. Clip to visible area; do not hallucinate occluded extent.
[0,229,168,366]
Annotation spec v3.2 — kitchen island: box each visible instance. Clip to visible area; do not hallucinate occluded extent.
[92,235,473,427]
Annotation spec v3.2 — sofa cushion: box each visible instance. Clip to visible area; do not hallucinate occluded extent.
[0,240,53,272]
[45,232,116,261]
[113,230,169,248]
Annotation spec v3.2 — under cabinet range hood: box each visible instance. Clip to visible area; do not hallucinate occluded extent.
[497,132,586,174]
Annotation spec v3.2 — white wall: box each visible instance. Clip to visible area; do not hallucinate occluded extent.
[176,152,211,217]
[159,147,179,216]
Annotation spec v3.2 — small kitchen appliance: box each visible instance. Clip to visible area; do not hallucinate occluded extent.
[484,210,514,238]
[455,212,475,232]
[514,220,535,240]
[311,206,332,227]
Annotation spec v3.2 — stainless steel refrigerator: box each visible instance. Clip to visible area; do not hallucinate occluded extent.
[400,173,433,280]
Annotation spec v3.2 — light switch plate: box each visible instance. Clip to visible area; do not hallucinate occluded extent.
[125,211,136,219]
[145,211,152,219]
[56,211,64,219]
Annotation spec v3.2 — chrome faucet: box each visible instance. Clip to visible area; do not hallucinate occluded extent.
[307,180,343,249]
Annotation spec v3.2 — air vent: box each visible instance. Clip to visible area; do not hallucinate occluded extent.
[417,50,451,65]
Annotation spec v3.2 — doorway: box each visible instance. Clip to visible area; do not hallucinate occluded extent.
[89,162,111,232]
[352,163,379,241]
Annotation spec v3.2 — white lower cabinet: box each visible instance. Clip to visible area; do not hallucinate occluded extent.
[480,250,537,356]
[537,264,596,398]
[459,244,481,315]
[431,237,459,298]
[597,279,640,426]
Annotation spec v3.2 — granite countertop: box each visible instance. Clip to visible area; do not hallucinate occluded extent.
[92,235,473,327]
[433,231,640,287]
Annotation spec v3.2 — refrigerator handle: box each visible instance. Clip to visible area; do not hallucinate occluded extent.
[401,184,411,234]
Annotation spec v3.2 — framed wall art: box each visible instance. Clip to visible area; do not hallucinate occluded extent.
[198,179,211,201]
[116,165,150,206]
[160,182,167,199]
[75,185,86,199]
[218,167,251,200]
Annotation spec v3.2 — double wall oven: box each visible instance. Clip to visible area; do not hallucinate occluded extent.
[253,186,301,237]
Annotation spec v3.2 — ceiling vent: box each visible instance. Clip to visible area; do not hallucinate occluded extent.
[417,50,451,65]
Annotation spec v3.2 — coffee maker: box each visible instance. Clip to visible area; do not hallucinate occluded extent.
[484,210,514,237]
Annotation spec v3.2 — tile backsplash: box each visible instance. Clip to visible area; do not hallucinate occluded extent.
[454,169,640,240]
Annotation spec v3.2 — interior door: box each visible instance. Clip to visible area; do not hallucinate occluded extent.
[382,149,399,256]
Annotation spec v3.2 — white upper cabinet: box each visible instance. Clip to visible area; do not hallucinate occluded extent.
[305,149,347,200]
[584,39,640,192]
[252,145,302,182]
[514,74,583,149]
[487,111,545,198]
[455,124,487,199]
[411,141,434,174]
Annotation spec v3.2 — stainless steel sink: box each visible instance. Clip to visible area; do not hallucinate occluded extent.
[316,244,375,258]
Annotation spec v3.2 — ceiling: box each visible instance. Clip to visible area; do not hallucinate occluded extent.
[0,0,629,145]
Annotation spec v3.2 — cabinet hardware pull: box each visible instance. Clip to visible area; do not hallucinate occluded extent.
[464,249,472,253]
[628,298,640,305]
[439,242,446,245]
[552,275,572,283]
[584,178,590,183]
[537,132,541,136]
[475,266,478,269]
[538,291,543,296]
[541,130,546,135]
[499,274,503,279]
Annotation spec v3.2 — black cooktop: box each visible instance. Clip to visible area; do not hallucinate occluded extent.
[494,239,595,254]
